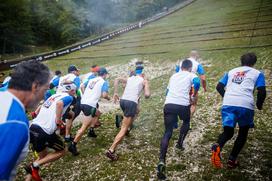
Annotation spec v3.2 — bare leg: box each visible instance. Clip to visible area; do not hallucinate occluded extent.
[35,150,65,166]
[73,115,93,143]
[109,116,133,152]
[65,111,75,137]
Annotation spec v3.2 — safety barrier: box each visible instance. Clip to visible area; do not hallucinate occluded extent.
[0,0,196,71]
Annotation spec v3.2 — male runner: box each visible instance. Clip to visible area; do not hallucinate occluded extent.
[106,63,150,161]
[57,65,81,142]
[157,59,200,179]
[0,60,50,180]
[68,67,110,156]
[25,83,76,181]
[176,50,206,126]
[211,52,266,169]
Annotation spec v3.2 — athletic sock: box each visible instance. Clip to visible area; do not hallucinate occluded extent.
[33,162,40,168]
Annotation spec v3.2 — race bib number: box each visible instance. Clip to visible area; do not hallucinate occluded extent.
[43,95,61,108]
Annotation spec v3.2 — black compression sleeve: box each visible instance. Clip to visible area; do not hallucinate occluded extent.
[256,86,266,110]
[216,82,225,97]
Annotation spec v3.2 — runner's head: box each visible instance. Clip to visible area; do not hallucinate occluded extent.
[90,65,100,75]
[181,59,192,72]
[135,61,144,75]
[98,67,108,78]
[189,50,199,59]
[68,65,80,76]
[8,60,50,109]
[55,70,62,76]
[241,52,257,67]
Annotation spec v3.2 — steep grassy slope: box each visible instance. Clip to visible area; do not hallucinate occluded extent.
[16,0,272,180]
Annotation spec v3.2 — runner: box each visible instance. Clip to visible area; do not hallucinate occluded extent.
[25,83,76,181]
[106,62,150,161]
[80,65,102,133]
[157,59,200,180]
[211,52,266,169]
[68,67,110,156]
[0,60,50,181]
[176,50,206,129]
[57,65,81,142]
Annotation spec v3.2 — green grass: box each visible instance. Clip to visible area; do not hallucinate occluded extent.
[13,0,272,180]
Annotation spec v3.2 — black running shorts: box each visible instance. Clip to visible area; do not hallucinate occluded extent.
[30,124,65,152]
[120,99,137,117]
[80,104,97,117]
[163,104,191,125]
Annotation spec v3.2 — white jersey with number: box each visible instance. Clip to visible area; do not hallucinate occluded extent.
[81,76,106,107]
[57,73,78,93]
[222,66,264,110]
[121,75,144,103]
[32,93,72,134]
[165,71,197,106]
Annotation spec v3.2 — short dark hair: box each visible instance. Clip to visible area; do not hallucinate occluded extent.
[55,70,62,76]
[181,59,192,70]
[8,60,50,91]
[241,53,257,66]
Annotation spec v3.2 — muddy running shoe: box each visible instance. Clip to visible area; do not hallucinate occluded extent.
[24,164,42,181]
[115,114,123,128]
[68,142,79,156]
[211,143,223,168]
[227,159,239,169]
[106,150,118,161]
[88,128,97,138]
[175,144,185,151]
[157,161,166,180]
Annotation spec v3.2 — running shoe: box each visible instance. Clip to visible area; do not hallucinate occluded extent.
[175,144,185,151]
[88,129,97,138]
[68,142,79,156]
[24,164,42,181]
[106,150,118,161]
[157,161,166,180]
[227,159,239,169]
[211,143,223,168]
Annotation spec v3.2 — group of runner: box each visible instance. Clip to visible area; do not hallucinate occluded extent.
[0,50,267,181]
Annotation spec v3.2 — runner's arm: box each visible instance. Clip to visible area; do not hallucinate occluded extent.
[102,81,110,100]
[256,72,266,110]
[143,79,151,98]
[197,64,207,92]
[114,77,127,93]
[216,72,228,97]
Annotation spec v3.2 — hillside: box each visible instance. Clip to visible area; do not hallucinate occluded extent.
[16,0,272,180]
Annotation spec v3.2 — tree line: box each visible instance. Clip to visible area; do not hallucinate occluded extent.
[0,0,184,55]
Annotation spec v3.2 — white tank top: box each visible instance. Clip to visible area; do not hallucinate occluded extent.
[32,93,71,134]
[81,77,106,107]
[121,75,144,103]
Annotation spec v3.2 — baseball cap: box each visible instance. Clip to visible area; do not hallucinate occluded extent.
[90,65,100,72]
[98,67,108,76]
[68,65,79,73]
